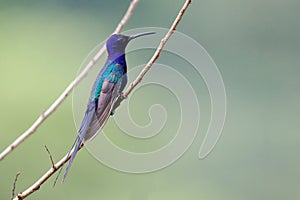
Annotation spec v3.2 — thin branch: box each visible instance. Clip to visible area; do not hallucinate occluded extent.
[11,172,21,200]
[122,0,191,99]
[12,1,191,199]
[0,0,140,161]
[44,145,55,168]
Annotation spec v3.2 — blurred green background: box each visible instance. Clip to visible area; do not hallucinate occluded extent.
[1,0,299,199]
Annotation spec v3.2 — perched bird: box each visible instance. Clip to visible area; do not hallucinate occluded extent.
[58,31,155,183]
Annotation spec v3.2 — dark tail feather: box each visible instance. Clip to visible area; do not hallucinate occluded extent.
[53,136,80,186]
[62,136,83,183]
[55,99,94,184]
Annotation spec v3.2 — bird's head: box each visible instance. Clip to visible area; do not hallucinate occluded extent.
[106,32,155,58]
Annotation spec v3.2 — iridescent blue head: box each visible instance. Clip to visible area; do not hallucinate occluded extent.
[106,31,155,59]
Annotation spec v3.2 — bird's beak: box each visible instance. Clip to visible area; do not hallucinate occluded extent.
[129,31,156,40]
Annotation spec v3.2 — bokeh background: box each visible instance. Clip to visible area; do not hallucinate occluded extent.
[1,0,299,199]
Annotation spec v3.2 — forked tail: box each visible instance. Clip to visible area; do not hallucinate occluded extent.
[62,136,83,182]
[53,136,82,186]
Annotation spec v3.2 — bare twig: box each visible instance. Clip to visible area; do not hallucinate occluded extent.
[44,145,55,168]
[12,1,191,199]
[11,172,21,200]
[0,0,140,161]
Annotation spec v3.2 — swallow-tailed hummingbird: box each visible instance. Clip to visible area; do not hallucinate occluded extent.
[59,31,155,183]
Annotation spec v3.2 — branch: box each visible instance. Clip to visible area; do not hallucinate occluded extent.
[44,145,55,168]
[12,0,191,199]
[11,172,21,200]
[0,0,140,161]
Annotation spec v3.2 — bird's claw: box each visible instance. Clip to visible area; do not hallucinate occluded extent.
[120,93,126,100]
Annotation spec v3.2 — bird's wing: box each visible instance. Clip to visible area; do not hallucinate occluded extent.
[83,76,123,142]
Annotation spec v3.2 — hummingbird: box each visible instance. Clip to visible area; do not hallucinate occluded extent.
[59,31,155,183]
